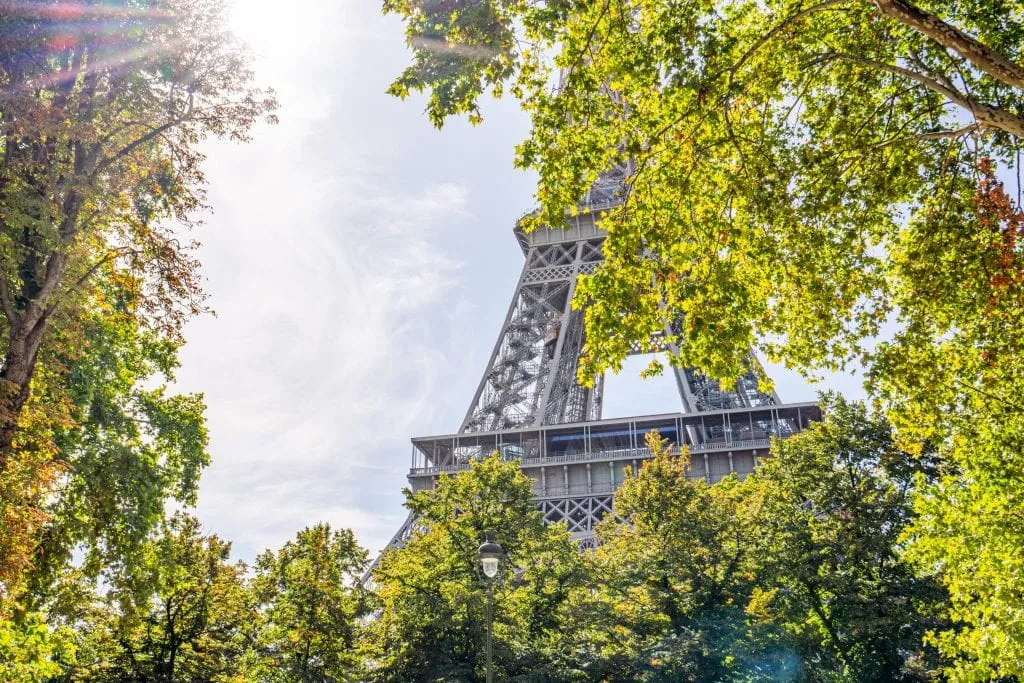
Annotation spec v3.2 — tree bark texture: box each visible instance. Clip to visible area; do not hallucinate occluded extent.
[1,297,53,461]
[874,0,1024,92]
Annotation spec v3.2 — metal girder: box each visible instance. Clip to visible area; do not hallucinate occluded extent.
[461,240,605,432]
[539,494,615,535]
[461,231,778,432]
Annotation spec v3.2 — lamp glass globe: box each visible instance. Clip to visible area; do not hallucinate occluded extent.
[481,556,500,578]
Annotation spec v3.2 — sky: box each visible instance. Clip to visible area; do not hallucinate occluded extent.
[174,0,865,561]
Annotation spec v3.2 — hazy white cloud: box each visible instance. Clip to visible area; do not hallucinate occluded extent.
[178,171,469,555]
[159,0,499,559]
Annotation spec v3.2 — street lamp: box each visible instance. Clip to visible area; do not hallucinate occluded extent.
[476,530,505,683]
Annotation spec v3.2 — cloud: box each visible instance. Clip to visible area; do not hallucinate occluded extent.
[197,462,408,559]
[178,165,469,557]
[164,0,498,561]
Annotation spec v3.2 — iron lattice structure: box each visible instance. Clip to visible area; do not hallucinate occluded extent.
[460,237,605,433]
[382,180,821,552]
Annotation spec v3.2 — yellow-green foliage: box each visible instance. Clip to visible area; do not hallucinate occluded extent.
[385,0,1024,674]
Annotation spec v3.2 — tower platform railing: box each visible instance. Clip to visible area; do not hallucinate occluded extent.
[409,401,820,474]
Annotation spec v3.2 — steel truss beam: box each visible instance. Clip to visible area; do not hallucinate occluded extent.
[539,494,615,535]
[461,240,605,432]
[462,230,777,431]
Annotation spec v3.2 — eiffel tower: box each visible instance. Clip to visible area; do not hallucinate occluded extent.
[383,167,821,551]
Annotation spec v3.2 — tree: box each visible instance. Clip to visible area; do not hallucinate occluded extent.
[384,0,1024,672]
[0,266,209,683]
[0,0,270,628]
[362,454,584,682]
[384,0,1023,393]
[862,160,1024,680]
[745,395,948,680]
[0,263,208,680]
[0,0,277,457]
[23,279,208,603]
[556,432,791,682]
[68,512,253,682]
[249,523,371,682]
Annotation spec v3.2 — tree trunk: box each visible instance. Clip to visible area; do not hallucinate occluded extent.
[0,201,77,463]
[0,312,48,461]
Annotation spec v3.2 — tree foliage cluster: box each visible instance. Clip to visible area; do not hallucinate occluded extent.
[383,0,1024,675]
[0,0,283,677]
[53,518,370,683]
[0,0,277,599]
[2,396,958,682]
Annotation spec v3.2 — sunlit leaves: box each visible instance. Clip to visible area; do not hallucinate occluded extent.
[564,432,777,680]
[0,0,270,648]
[747,396,948,680]
[69,513,252,682]
[249,524,371,681]
[363,455,583,681]
[387,0,1024,673]
[0,0,277,511]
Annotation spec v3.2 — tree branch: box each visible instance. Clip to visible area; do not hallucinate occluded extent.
[562,0,612,87]
[95,89,196,177]
[871,122,981,149]
[951,377,1024,413]
[43,248,137,319]
[914,123,982,140]
[93,119,183,176]
[827,53,1024,138]
[800,576,851,666]
[730,0,849,78]
[873,0,1024,92]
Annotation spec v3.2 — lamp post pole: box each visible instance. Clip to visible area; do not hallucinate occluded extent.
[476,530,505,683]
[485,581,494,683]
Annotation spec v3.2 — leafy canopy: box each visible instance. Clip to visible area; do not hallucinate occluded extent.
[546,399,947,681]
[249,523,372,682]
[0,0,271,611]
[384,0,1024,395]
[745,395,947,680]
[363,455,583,682]
[67,512,253,682]
[385,1,1024,673]
[561,432,789,682]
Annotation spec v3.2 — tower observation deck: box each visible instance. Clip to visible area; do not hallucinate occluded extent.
[384,179,821,550]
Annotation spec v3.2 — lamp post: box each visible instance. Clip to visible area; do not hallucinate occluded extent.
[476,530,504,683]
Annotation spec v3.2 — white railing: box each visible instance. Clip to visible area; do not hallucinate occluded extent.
[520,446,650,467]
[692,437,772,454]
